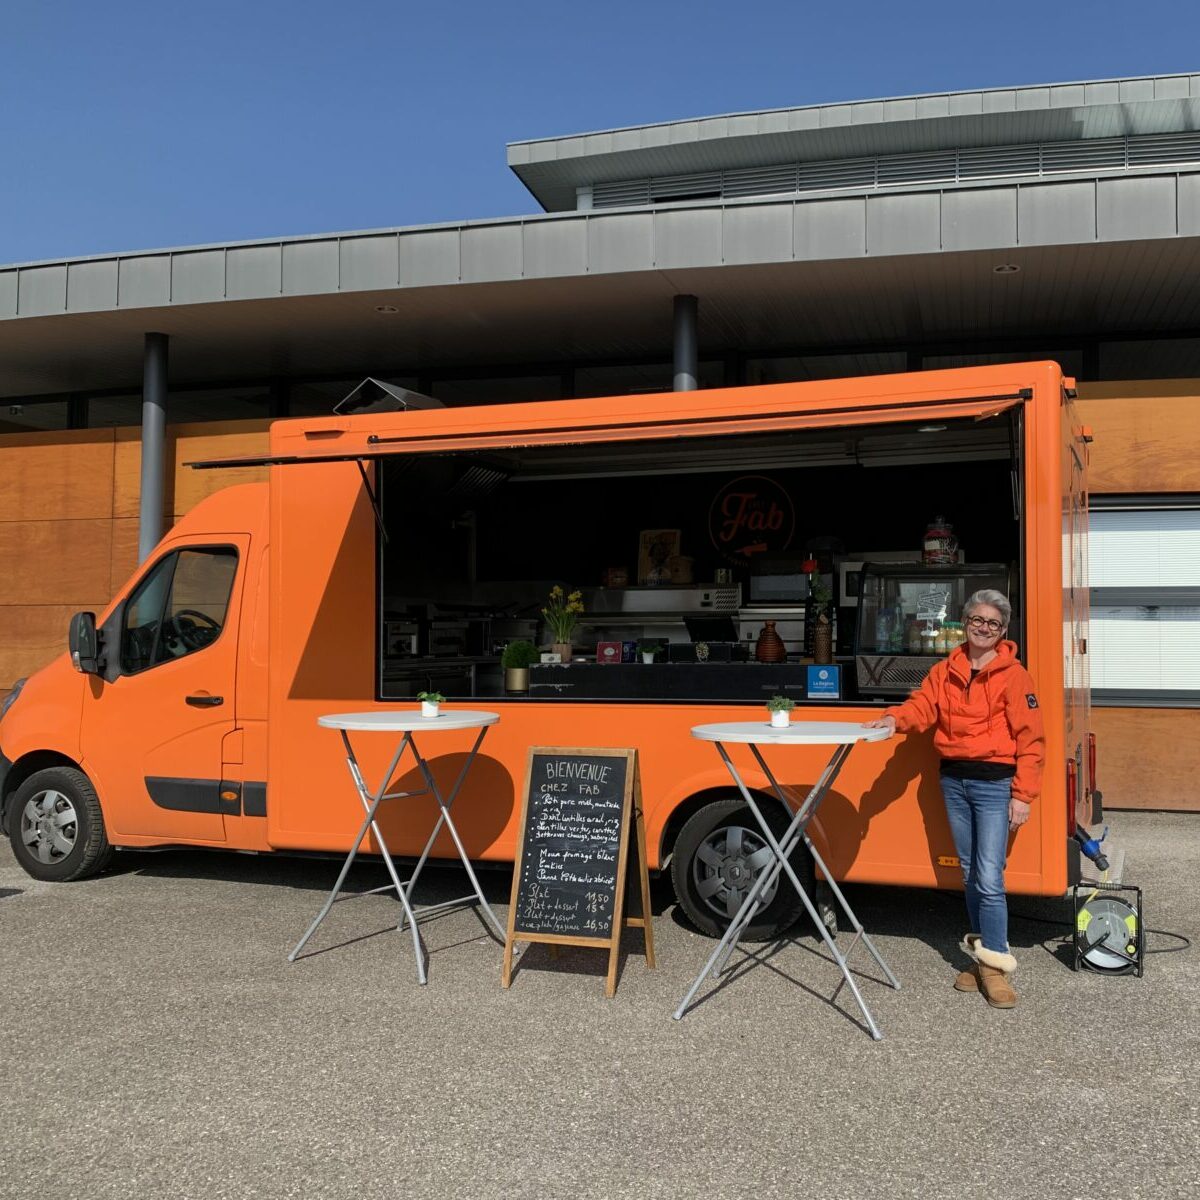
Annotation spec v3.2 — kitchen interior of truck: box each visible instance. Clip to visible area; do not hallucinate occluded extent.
[376,410,1023,705]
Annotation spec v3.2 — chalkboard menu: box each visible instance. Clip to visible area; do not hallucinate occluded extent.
[502,747,655,997]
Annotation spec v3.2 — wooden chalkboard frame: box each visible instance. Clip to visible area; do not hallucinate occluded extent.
[501,747,656,998]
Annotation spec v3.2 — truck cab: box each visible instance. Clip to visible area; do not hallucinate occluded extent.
[1,484,271,879]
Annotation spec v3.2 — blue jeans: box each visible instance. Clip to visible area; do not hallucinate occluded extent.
[940,775,1011,954]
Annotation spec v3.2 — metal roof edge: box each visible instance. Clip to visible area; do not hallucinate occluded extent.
[0,209,549,273]
[505,71,1200,152]
[10,156,1200,276]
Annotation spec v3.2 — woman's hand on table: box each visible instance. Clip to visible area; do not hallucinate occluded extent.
[862,715,896,732]
[1009,798,1031,831]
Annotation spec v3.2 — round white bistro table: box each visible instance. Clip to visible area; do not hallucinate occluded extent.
[674,721,900,1039]
[288,710,504,984]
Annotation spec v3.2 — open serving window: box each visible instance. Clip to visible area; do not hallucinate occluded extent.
[375,408,1023,706]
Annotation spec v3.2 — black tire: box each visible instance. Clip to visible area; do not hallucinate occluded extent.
[670,797,814,941]
[8,766,113,882]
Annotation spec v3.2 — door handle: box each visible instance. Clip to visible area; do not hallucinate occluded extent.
[186,694,224,707]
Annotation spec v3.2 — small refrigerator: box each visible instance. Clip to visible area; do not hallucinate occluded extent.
[853,562,1012,697]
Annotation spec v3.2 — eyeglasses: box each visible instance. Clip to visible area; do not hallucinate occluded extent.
[965,616,1005,633]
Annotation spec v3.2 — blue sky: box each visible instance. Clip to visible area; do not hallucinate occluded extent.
[2,0,1196,264]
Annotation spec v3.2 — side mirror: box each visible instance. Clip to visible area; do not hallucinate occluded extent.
[68,612,100,674]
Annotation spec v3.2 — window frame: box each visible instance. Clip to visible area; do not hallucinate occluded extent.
[1088,496,1200,709]
[118,544,240,677]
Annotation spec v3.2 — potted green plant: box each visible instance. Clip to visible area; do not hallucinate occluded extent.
[766,694,795,729]
[542,585,584,662]
[417,690,445,718]
[638,639,661,665]
[501,640,538,693]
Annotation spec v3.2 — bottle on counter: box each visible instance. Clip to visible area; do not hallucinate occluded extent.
[874,600,893,651]
[920,624,938,656]
[906,619,923,654]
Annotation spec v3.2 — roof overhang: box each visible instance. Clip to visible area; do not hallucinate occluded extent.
[4,170,1200,399]
[508,74,1200,210]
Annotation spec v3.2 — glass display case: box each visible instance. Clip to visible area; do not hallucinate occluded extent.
[853,562,1012,697]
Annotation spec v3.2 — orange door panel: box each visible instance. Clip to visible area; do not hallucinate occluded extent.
[81,536,249,844]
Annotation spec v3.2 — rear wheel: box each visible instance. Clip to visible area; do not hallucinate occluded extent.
[9,766,113,882]
[670,797,813,941]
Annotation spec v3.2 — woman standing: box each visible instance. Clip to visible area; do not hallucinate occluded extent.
[865,590,1044,1008]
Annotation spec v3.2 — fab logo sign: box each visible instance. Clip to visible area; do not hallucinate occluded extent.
[708,475,795,563]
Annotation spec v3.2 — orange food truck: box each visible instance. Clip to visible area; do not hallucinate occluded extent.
[0,362,1094,940]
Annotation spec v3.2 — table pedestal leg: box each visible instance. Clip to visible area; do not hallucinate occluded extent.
[288,731,429,982]
[397,729,507,942]
[748,745,900,994]
[674,740,899,1040]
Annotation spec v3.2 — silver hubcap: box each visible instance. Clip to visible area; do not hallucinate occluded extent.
[693,824,777,920]
[20,790,78,866]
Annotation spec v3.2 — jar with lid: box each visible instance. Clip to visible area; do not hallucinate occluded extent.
[923,516,959,566]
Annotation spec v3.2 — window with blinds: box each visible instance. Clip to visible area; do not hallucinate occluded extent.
[1089,505,1200,706]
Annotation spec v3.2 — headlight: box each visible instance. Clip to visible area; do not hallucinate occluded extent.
[0,678,26,722]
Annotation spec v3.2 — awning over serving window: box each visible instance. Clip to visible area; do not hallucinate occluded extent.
[186,385,1031,470]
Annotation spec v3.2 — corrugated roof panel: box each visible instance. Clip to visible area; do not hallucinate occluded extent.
[876,149,957,185]
[797,156,876,191]
[1042,137,1126,172]
[1129,131,1200,165]
[586,130,1200,210]
[648,172,723,201]
[957,143,1041,179]
[592,179,652,208]
[720,164,800,199]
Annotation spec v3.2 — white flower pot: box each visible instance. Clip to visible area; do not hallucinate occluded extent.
[421,701,440,718]
[769,710,791,729]
[641,652,655,664]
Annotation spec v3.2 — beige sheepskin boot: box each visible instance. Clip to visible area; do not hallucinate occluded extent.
[961,934,1017,1008]
[954,934,981,991]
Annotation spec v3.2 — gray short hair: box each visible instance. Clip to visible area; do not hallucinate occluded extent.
[963,589,1012,627]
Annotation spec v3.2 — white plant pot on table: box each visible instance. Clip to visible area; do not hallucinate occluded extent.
[421,702,440,718]
[642,653,655,664]
[769,710,791,729]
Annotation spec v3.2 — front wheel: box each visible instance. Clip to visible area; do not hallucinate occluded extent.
[670,797,814,941]
[9,766,113,882]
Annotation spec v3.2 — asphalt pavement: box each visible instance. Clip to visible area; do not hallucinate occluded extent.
[1,810,1197,1200]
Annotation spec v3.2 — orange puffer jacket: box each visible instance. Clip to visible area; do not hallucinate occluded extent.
[885,639,1045,804]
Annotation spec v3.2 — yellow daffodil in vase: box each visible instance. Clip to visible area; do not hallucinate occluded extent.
[543,585,583,664]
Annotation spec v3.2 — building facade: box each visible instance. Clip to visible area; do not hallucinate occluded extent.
[2,74,1199,808]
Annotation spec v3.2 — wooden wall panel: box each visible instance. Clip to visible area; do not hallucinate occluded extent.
[0,519,114,606]
[1091,707,1200,811]
[170,422,270,513]
[1076,380,1200,494]
[113,421,270,518]
[0,606,108,686]
[108,518,141,599]
[0,420,270,689]
[0,429,115,521]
